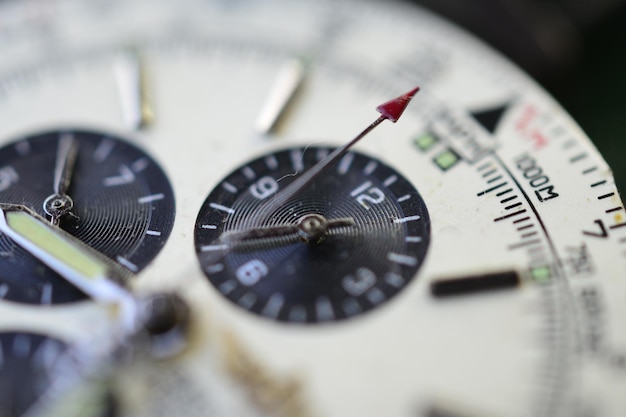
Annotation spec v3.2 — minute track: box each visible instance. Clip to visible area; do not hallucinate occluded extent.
[194,146,431,323]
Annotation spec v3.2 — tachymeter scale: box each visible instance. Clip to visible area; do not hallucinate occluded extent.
[194,146,430,323]
[0,129,175,304]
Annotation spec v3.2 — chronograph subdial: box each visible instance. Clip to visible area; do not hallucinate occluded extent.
[194,146,430,324]
[0,129,175,305]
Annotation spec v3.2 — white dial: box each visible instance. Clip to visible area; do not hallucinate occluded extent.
[0,1,624,417]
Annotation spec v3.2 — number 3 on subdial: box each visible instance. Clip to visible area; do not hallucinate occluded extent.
[0,129,175,304]
[195,146,430,323]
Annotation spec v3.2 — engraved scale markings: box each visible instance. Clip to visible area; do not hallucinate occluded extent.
[476,156,552,267]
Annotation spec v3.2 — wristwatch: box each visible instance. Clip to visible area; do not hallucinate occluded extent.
[0,1,624,417]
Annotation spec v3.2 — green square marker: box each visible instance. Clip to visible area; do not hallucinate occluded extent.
[530,266,552,284]
[433,149,460,171]
[414,132,438,152]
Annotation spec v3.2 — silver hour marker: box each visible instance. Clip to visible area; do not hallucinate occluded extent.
[265,155,279,170]
[201,244,230,252]
[209,202,235,214]
[13,335,30,358]
[116,256,138,272]
[315,296,335,321]
[115,48,153,130]
[205,263,225,274]
[387,252,418,267]
[289,305,307,322]
[40,282,53,304]
[262,293,285,318]
[255,56,310,136]
[138,193,164,204]
[222,182,238,193]
[338,152,355,175]
[14,140,30,156]
[394,215,421,224]
[93,139,115,163]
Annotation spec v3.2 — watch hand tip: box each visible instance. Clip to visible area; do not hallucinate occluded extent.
[376,86,420,123]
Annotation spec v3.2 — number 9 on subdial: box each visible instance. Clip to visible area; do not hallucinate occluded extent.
[194,146,431,324]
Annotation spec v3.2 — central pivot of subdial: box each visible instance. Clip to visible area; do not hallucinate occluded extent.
[297,213,354,243]
[43,193,75,221]
[221,213,355,248]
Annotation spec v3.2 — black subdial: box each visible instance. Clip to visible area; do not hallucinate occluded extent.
[0,129,175,304]
[194,146,430,323]
[0,332,73,417]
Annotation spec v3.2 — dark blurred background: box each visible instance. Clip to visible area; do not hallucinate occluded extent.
[411,0,626,194]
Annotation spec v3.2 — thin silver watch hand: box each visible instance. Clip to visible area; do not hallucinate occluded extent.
[44,132,79,225]
[201,87,419,260]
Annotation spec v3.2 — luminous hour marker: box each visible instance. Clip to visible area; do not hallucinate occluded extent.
[315,296,335,321]
[131,157,149,173]
[210,203,235,214]
[255,56,309,135]
[138,193,164,204]
[350,181,373,197]
[289,305,307,322]
[116,256,138,272]
[205,264,225,274]
[15,141,30,156]
[201,244,230,252]
[13,335,30,357]
[265,155,278,170]
[387,252,418,266]
[146,230,161,236]
[290,149,304,172]
[219,280,237,295]
[338,152,355,175]
[262,293,285,318]
[222,182,238,193]
[40,283,52,304]
[383,175,397,187]
[364,161,378,175]
[93,139,115,163]
[394,215,420,224]
[115,48,153,130]
[430,270,520,298]
[342,298,361,316]
[242,166,256,180]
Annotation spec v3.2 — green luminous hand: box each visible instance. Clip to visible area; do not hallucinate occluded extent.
[0,203,138,331]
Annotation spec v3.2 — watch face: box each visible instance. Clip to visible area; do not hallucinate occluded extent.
[0,1,624,417]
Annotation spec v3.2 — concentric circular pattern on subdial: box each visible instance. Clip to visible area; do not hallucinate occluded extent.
[195,146,430,323]
[0,129,175,304]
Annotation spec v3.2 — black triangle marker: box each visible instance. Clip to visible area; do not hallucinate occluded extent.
[470,104,509,134]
